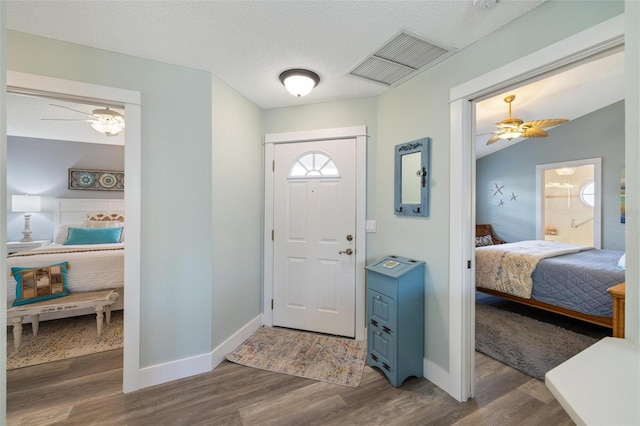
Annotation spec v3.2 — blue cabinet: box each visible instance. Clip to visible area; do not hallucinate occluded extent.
[365,255,424,387]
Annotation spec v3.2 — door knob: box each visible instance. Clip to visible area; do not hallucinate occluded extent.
[339,248,353,255]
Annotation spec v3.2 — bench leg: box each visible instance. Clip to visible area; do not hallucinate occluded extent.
[11,317,23,351]
[105,305,112,325]
[96,306,104,337]
[31,314,40,337]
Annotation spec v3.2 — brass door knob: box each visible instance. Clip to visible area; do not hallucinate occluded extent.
[339,248,353,255]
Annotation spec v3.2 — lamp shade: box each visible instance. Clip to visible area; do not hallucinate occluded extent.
[279,69,320,97]
[12,194,42,213]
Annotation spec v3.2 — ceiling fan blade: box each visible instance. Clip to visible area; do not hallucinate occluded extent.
[49,103,97,119]
[486,135,500,145]
[521,119,568,128]
[521,127,548,138]
[41,118,93,121]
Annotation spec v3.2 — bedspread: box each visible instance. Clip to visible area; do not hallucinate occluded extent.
[476,240,592,299]
[7,243,124,303]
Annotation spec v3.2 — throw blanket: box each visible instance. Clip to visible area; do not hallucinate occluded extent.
[476,240,592,299]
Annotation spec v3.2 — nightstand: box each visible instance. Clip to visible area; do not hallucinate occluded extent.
[7,240,51,255]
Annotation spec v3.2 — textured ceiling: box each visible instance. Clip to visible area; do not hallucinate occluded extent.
[6,0,546,109]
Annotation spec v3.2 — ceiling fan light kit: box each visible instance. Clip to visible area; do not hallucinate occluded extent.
[44,103,125,136]
[279,69,320,97]
[485,94,568,145]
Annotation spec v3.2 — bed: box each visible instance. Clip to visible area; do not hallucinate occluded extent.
[6,198,125,323]
[475,237,625,328]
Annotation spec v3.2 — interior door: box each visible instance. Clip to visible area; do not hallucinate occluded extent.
[273,138,356,337]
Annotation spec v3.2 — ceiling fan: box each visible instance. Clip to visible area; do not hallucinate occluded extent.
[483,94,568,145]
[42,104,125,136]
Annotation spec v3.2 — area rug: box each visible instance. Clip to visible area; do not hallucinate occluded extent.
[226,326,367,387]
[6,311,123,370]
[475,303,599,380]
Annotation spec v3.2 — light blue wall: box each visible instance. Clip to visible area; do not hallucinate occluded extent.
[6,136,124,242]
[211,76,263,347]
[7,31,214,366]
[263,1,625,371]
[477,101,625,250]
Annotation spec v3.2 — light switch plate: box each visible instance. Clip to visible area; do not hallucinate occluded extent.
[365,220,376,233]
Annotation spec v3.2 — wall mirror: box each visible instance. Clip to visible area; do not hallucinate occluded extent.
[394,137,431,217]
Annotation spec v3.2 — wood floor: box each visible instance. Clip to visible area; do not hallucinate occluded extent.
[6,349,574,425]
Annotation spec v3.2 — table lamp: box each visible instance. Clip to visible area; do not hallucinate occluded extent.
[12,194,42,242]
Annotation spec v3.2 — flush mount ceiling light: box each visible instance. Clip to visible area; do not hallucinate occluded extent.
[279,69,320,97]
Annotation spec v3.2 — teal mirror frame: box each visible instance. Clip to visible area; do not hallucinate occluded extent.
[394,137,431,217]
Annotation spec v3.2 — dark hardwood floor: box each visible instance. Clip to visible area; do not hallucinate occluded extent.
[6,348,574,425]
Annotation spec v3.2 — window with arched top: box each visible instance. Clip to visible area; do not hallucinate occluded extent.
[289,151,340,178]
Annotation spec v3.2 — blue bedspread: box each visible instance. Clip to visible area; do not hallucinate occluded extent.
[531,249,625,318]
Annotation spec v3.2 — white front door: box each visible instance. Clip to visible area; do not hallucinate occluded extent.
[273,138,356,337]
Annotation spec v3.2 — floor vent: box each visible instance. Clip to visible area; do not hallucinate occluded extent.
[349,31,452,86]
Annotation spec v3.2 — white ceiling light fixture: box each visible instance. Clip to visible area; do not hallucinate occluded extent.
[89,108,125,136]
[43,104,125,136]
[279,69,320,97]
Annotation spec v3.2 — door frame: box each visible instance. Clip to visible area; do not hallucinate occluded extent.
[263,126,367,340]
[536,158,602,248]
[5,71,143,393]
[448,15,624,402]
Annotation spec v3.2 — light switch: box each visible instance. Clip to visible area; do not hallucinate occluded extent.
[365,220,376,233]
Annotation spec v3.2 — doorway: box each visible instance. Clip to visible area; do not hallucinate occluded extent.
[263,126,367,340]
[537,159,602,248]
[448,16,624,402]
[3,71,142,393]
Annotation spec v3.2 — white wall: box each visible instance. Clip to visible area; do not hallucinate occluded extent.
[211,76,263,347]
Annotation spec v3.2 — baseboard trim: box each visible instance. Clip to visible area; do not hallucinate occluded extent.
[137,314,262,390]
[211,314,263,368]
[424,358,453,397]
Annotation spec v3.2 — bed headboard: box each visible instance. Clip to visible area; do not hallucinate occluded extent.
[53,198,125,237]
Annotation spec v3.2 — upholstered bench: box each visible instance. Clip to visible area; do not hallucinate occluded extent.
[7,289,119,352]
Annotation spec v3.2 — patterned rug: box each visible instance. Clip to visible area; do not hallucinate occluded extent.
[226,326,367,388]
[6,311,123,370]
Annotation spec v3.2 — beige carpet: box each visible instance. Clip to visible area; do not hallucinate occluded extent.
[226,326,367,388]
[6,311,123,370]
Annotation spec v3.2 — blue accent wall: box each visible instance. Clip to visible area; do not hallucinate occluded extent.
[7,136,124,242]
[477,101,625,250]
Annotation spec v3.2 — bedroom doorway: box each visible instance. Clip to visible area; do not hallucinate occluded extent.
[449,16,624,402]
[3,72,142,395]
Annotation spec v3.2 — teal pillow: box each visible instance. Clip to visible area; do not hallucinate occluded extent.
[64,227,123,245]
[12,262,70,306]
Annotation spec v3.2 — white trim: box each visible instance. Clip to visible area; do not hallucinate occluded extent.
[5,71,143,393]
[211,314,263,367]
[448,15,624,402]
[535,158,602,248]
[139,353,213,390]
[263,126,367,340]
[424,358,453,396]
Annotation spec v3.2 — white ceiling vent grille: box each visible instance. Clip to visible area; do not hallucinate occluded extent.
[349,31,451,86]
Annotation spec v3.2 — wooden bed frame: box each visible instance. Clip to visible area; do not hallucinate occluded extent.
[475,224,614,329]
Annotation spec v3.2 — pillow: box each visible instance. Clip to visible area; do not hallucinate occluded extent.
[54,223,84,244]
[618,253,626,270]
[11,262,70,306]
[84,220,125,242]
[475,235,494,247]
[64,227,123,245]
[87,213,125,222]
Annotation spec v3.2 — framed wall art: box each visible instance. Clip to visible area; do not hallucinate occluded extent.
[68,168,124,191]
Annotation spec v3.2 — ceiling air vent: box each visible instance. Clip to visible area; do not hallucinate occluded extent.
[349,31,452,86]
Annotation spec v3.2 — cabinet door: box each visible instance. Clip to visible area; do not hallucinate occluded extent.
[369,324,394,371]
[369,290,394,329]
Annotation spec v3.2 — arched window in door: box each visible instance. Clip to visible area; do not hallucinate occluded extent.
[289,151,340,178]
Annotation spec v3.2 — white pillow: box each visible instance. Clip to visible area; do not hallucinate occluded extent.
[54,223,84,244]
[84,220,125,242]
[618,253,626,270]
